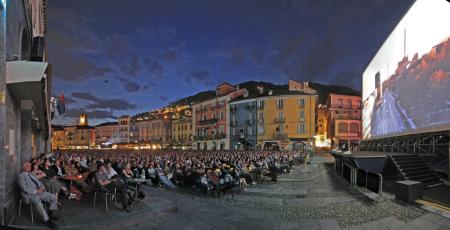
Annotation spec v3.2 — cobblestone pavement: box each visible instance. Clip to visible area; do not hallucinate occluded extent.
[12,154,450,230]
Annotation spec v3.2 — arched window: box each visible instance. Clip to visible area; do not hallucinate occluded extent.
[338,122,348,133]
[350,123,359,133]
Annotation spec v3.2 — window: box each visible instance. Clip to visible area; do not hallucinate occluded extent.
[278,111,284,121]
[338,122,348,133]
[298,98,305,108]
[350,123,359,133]
[257,125,264,134]
[231,127,236,136]
[297,123,306,134]
[258,100,264,109]
[277,99,284,108]
[247,126,253,135]
[220,111,224,120]
[203,115,206,121]
[347,99,352,109]
[219,125,224,135]
[213,113,216,119]
[338,99,343,107]
[299,110,305,121]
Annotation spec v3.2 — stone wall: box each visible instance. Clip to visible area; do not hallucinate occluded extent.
[0,0,33,225]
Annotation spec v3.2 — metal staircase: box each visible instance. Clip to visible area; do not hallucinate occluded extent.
[389,154,442,188]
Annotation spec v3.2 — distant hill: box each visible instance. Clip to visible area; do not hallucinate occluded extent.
[171,90,216,106]
[307,82,361,104]
[137,80,360,117]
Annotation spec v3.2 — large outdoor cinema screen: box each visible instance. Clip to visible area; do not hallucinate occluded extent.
[362,0,450,140]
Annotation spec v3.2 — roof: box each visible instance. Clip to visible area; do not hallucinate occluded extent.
[229,81,315,103]
[95,122,119,127]
[306,82,360,104]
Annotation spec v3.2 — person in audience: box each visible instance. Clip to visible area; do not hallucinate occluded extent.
[41,158,68,205]
[18,162,58,229]
[95,163,131,212]
[122,162,134,179]
[63,160,91,193]
[106,162,118,179]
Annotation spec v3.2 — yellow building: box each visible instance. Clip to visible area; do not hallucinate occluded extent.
[51,114,95,149]
[171,114,193,149]
[257,94,316,150]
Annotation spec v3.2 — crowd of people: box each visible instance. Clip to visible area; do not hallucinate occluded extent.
[18,149,307,229]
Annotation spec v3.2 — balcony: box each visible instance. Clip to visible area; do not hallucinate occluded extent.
[195,107,207,113]
[198,118,218,125]
[215,133,226,139]
[330,104,361,110]
[273,133,288,140]
[274,117,285,123]
[335,114,361,120]
[230,121,237,126]
[246,104,256,110]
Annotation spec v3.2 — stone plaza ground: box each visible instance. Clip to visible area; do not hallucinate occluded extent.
[11,154,450,230]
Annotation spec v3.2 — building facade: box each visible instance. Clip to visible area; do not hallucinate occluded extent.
[171,111,193,149]
[229,98,257,150]
[50,115,95,149]
[326,93,362,149]
[257,93,317,150]
[192,83,246,150]
[315,104,331,149]
[94,122,120,146]
[0,0,51,223]
[118,115,131,143]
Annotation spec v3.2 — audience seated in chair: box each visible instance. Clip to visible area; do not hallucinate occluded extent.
[18,162,58,229]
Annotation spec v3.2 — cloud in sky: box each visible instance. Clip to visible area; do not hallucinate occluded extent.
[49,0,414,125]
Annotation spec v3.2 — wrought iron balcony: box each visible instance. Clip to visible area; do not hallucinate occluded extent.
[198,118,218,125]
[273,133,288,140]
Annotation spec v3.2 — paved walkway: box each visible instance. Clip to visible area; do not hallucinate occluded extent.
[10,154,450,229]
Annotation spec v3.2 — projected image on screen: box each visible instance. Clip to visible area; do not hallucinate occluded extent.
[362,0,450,139]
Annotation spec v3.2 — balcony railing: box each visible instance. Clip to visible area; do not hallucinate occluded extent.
[193,133,226,141]
[330,104,361,109]
[335,114,361,120]
[247,119,255,125]
[231,120,237,126]
[258,118,264,124]
[247,104,256,110]
[198,118,218,125]
[273,133,288,140]
[274,117,285,123]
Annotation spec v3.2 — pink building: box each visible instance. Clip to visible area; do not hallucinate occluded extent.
[326,93,362,149]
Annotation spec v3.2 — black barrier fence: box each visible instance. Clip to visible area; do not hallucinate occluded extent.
[357,169,366,187]
[343,165,351,182]
[367,171,381,194]
[356,168,382,194]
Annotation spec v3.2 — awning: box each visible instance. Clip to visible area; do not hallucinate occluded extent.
[6,61,52,138]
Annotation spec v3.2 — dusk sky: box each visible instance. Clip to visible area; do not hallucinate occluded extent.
[49,0,413,125]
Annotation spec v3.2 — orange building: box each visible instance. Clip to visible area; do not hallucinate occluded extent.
[326,93,362,150]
